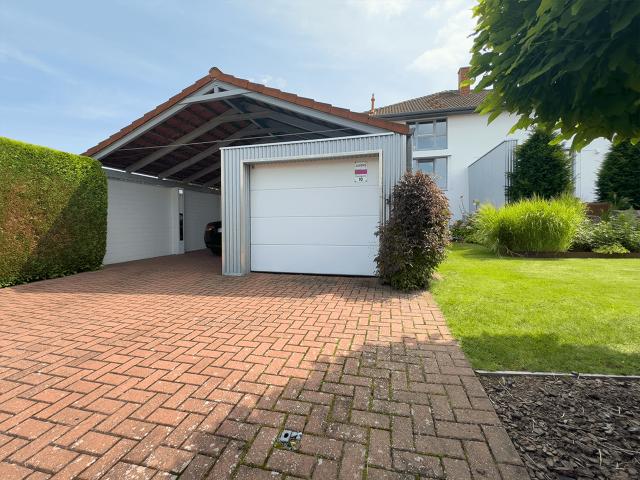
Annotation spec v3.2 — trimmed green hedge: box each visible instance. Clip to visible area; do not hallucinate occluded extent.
[0,137,107,286]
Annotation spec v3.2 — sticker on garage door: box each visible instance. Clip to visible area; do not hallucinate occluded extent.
[354,161,368,183]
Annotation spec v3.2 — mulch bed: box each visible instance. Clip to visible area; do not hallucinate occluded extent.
[479,375,640,479]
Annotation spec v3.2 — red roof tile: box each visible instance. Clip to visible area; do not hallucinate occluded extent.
[371,90,490,117]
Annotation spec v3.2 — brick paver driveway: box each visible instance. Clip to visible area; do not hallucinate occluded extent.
[0,251,527,479]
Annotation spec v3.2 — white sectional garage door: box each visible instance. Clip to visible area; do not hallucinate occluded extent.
[250,156,380,276]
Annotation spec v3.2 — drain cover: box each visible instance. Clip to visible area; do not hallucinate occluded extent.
[277,429,302,449]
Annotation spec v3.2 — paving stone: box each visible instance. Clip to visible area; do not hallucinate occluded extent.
[0,251,526,479]
[145,445,194,473]
[266,450,315,478]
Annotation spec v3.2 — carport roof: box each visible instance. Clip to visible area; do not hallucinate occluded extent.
[84,68,408,188]
[85,68,408,158]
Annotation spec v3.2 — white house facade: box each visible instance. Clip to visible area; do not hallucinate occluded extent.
[371,67,609,219]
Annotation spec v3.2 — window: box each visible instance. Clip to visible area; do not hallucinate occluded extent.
[411,119,447,150]
[415,157,447,190]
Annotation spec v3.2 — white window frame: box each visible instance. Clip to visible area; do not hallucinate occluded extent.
[414,156,448,191]
[410,118,447,151]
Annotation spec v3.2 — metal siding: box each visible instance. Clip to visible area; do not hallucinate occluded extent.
[468,140,517,211]
[221,133,407,275]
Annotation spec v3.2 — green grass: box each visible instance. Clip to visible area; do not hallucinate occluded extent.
[430,243,640,375]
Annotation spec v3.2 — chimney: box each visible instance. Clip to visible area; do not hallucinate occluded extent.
[370,93,376,114]
[458,66,470,95]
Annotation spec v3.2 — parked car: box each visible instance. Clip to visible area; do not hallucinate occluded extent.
[204,221,222,255]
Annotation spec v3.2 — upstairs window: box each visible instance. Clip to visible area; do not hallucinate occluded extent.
[415,157,448,190]
[411,119,447,150]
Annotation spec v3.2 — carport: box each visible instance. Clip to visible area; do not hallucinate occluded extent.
[84,68,410,275]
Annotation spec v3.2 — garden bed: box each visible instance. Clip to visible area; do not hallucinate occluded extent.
[480,375,640,480]
[506,251,640,259]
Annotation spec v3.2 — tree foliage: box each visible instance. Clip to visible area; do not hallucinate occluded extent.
[507,129,574,202]
[375,171,450,291]
[470,0,640,150]
[596,140,640,209]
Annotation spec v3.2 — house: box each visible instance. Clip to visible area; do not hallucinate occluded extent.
[370,67,610,219]
[84,68,410,277]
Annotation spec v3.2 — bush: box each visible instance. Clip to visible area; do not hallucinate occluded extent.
[475,196,585,253]
[596,141,640,209]
[507,129,574,202]
[572,211,640,253]
[450,213,479,243]
[0,137,107,286]
[593,243,629,255]
[376,171,451,291]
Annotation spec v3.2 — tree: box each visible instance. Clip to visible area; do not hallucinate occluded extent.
[375,171,450,291]
[507,129,573,202]
[596,141,640,209]
[469,0,640,150]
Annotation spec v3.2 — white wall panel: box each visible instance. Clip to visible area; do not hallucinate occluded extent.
[184,190,221,251]
[104,179,175,264]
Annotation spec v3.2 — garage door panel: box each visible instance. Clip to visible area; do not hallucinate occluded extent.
[251,186,379,218]
[250,156,379,189]
[251,216,378,246]
[251,245,377,275]
[250,156,379,276]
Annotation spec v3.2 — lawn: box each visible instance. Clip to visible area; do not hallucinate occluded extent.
[430,243,640,375]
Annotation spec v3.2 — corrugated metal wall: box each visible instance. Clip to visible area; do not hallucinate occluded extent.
[468,140,517,212]
[221,133,407,275]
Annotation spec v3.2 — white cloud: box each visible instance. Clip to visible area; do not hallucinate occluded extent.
[349,0,412,17]
[259,75,288,90]
[408,7,475,75]
[423,0,468,19]
[0,43,76,84]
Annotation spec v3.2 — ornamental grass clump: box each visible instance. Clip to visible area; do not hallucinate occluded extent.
[375,171,451,291]
[475,196,585,254]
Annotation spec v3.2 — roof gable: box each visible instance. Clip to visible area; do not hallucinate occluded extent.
[84,68,408,157]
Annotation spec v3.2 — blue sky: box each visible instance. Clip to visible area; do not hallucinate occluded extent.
[0,0,475,154]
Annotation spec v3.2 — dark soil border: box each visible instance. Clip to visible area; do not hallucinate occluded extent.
[477,370,640,381]
[479,374,640,479]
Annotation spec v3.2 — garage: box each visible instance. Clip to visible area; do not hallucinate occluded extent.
[83,68,409,273]
[250,155,380,275]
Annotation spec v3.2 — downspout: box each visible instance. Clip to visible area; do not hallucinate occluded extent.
[406,132,413,172]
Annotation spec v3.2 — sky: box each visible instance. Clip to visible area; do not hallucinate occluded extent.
[0,0,476,154]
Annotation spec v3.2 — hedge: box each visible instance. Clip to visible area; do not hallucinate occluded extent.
[596,140,640,210]
[506,129,574,202]
[0,137,107,286]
